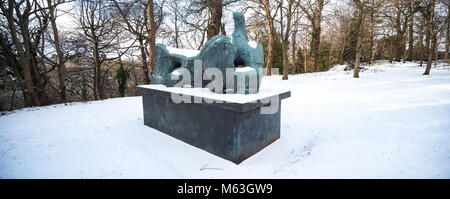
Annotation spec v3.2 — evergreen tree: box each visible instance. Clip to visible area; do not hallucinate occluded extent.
[116,65,130,97]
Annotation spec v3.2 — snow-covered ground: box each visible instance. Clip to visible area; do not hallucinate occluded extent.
[1,61,449,179]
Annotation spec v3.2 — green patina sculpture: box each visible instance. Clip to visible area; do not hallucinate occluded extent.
[152,12,264,94]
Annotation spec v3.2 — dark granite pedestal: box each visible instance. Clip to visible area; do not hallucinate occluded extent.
[137,85,290,164]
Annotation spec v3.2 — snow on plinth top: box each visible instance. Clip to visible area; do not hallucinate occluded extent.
[235,66,256,73]
[166,47,200,58]
[137,84,290,104]
[248,41,258,49]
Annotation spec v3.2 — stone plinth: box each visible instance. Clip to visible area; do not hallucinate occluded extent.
[137,85,290,164]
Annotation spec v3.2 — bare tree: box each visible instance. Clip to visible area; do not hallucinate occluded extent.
[278,0,300,80]
[431,0,448,66]
[147,0,157,81]
[333,4,353,65]
[291,10,300,74]
[173,1,209,50]
[421,0,435,75]
[299,0,327,72]
[0,0,42,106]
[245,0,282,75]
[112,0,150,84]
[353,0,370,78]
[47,0,68,102]
[353,1,364,78]
[111,0,164,84]
[302,31,310,73]
[367,0,384,64]
[0,0,69,106]
[77,0,120,99]
[170,0,180,48]
[406,1,415,61]
[417,14,425,66]
[390,0,409,62]
[353,0,385,77]
[446,1,450,64]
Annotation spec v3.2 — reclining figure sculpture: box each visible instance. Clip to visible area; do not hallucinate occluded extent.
[151,12,264,94]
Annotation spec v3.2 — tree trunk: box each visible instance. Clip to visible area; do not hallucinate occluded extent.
[407,2,414,61]
[147,0,157,81]
[263,0,275,75]
[282,0,293,80]
[424,0,435,75]
[29,5,50,105]
[393,4,405,62]
[310,19,321,72]
[424,18,431,68]
[433,32,438,66]
[47,0,66,102]
[402,34,408,63]
[368,2,375,65]
[354,4,364,79]
[301,0,324,73]
[206,0,223,40]
[304,44,308,73]
[282,45,289,80]
[174,2,179,48]
[291,29,297,74]
[0,34,27,105]
[445,3,450,64]
[340,30,347,65]
[138,38,151,84]
[419,16,425,66]
[266,23,275,76]
[389,39,394,63]
[5,9,39,106]
[291,6,299,75]
[92,38,101,100]
[25,24,41,103]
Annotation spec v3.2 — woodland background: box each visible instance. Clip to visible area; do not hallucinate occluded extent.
[0,0,449,111]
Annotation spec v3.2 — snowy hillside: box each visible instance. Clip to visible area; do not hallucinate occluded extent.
[1,62,449,178]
